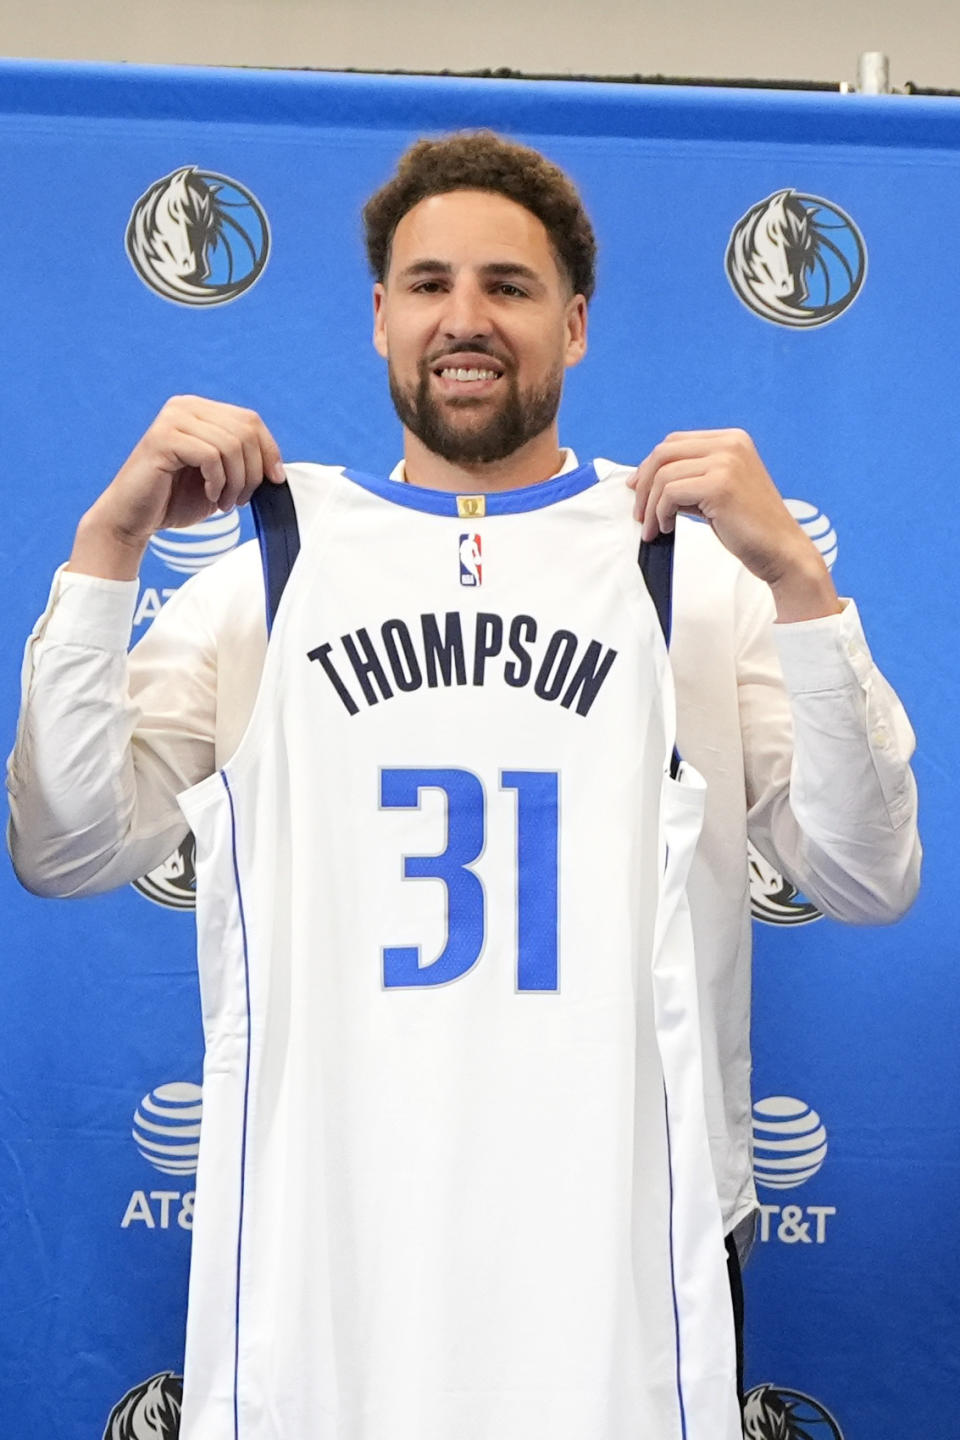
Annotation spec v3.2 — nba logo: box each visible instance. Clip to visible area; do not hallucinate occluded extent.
[459,533,482,586]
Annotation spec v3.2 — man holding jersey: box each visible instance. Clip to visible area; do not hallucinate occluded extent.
[8,132,919,1437]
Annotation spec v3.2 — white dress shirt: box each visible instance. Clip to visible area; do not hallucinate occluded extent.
[6,455,920,1234]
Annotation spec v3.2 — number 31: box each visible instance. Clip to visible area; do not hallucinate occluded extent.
[379,767,559,991]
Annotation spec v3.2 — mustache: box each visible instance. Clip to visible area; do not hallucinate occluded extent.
[422,342,513,372]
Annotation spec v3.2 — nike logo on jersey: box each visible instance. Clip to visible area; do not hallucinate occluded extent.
[307,611,618,718]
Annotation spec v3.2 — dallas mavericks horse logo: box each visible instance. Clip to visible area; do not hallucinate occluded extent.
[132,833,197,910]
[748,841,821,926]
[126,166,270,305]
[726,190,866,327]
[103,1371,182,1439]
[743,1384,844,1439]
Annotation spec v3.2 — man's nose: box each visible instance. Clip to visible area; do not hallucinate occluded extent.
[440,278,492,339]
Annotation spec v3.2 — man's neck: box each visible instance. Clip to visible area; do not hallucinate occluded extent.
[401,426,566,494]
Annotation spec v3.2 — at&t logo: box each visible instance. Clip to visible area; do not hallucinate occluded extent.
[753,1095,835,1246]
[743,1384,844,1439]
[147,509,243,574]
[785,497,838,571]
[126,166,270,305]
[121,1082,201,1232]
[132,585,178,630]
[726,189,866,327]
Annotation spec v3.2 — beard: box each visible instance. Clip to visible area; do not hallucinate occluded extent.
[388,354,563,465]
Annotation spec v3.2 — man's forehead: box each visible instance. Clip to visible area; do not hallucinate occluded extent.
[389,189,556,271]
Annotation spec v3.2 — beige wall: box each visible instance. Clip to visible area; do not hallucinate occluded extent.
[2,0,957,92]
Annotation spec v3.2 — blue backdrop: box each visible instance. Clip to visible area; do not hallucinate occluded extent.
[1,59,956,1439]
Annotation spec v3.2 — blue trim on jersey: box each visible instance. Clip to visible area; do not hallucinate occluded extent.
[222,771,254,1440]
[663,1085,689,1440]
[341,461,600,514]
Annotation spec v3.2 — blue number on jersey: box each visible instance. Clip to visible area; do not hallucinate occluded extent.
[380,768,485,987]
[380,767,559,991]
[501,770,559,992]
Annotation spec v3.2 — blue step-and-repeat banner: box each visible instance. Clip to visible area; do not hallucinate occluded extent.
[1,59,957,1439]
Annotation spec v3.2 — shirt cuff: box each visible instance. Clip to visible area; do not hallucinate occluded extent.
[771,597,875,693]
[39,564,139,651]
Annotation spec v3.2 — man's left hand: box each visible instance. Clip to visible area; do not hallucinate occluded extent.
[627,428,842,623]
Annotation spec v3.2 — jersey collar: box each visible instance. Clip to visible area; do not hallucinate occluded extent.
[346,453,597,516]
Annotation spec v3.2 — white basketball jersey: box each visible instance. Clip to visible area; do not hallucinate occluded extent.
[177,458,740,1440]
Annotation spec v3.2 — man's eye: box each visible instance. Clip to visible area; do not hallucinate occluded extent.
[496,283,526,297]
[412,280,444,293]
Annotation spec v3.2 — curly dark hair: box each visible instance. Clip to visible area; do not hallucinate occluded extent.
[363,130,597,302]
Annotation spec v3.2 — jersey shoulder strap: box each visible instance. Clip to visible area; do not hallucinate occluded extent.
[251,480,301,634]
[638,529,674,648]
[638,530,680,777]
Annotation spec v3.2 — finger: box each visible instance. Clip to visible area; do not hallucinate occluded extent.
[654,477,712,536]
[662,428,743,443]
[649,457,714,487]
[168,430,229,505]
[181,418,254,509]
[183,399,286,488]
[633,438,720,525]
[233,421,286,507]
[255,423,286,487]
[234,476,262,510]
[232,430,266,510]
[210,402,285,487]
[630,451,659,524]
[649,435,724,467]
[639,457,709,539]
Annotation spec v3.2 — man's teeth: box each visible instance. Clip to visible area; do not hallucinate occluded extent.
[439,367,499,381]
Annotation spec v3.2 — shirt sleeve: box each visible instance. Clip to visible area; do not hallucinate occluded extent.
[6,565,218,897]
[737,569,921,924]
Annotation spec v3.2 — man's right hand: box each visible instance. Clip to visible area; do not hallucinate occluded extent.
[67,396,286,580]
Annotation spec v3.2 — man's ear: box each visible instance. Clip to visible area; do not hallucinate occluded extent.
[564,294,588,370]
[372,283,388,359]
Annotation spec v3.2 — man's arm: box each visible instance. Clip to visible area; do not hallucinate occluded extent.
[630,427,920,922]
[736,573,920,923]
[7,566,219,896]
[6,396,284,897]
